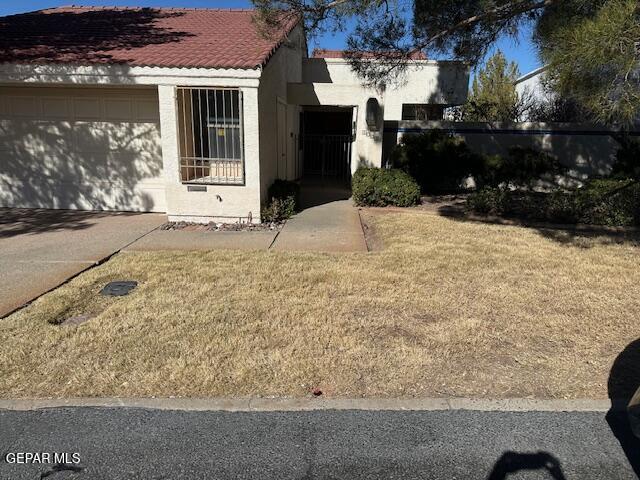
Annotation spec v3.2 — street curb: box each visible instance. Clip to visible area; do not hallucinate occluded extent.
[0,397,622,413]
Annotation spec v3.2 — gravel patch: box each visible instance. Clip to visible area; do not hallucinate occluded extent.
[160,221,283,232]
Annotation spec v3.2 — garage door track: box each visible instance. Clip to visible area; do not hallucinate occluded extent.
[0,209,166,317]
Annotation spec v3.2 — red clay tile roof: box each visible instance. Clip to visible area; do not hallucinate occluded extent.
[0,6,300,69]
[312,48,428,60]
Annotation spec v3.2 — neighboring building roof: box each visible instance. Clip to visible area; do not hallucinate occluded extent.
[0,6,299,69]
[312,49,428,60]
[515,65,549,84]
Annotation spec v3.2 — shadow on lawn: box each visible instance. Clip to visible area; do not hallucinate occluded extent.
[433,203,640,249]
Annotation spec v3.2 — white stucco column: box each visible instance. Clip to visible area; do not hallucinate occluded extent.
[157,84,180,184]
[240,86,261,203]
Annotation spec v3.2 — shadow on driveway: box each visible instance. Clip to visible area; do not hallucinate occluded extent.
[0,208,145,239]
[0,208,166,317]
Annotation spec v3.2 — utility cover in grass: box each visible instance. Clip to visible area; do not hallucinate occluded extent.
[100,281,138,297]
[60,314,94,327]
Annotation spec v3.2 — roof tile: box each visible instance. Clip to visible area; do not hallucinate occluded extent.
[312,48,428,60]
[0,6,299,69]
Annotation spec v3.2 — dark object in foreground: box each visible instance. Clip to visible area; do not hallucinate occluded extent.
[487,451,566,480]
[100,281,138,297]
[628,388,640,439]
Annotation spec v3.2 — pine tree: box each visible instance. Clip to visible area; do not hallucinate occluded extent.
[462,51,522,122]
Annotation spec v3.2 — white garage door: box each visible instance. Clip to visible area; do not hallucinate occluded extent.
[0,86,166,212]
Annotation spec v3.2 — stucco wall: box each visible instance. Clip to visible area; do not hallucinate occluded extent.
[389,121,634,185]
[0,61,267,222]
[258,25,305,201]
[159,85,262,223]
[294,58,470,171]
[288,83,382,171]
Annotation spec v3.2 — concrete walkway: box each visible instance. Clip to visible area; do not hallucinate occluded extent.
[125,230,278,252]
[271,200,367,253]
[126,183,368,254]
[0,209,166,317]
[271,182,367,253]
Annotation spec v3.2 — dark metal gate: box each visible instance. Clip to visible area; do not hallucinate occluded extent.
[302,134,352,180]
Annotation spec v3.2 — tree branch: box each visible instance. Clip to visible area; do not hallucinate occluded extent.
[410,0,559,54]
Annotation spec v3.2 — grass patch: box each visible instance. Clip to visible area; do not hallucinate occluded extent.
[1,212,639,399]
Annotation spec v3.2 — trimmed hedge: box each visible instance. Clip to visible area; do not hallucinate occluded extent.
[352,168,421,207]
[467,179,640,226]
[261,179,300,222]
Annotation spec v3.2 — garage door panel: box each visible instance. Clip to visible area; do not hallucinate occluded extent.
[0,120,73,155]
[41,97,70,118]
[74,122,161,154]
[73,122,112,153]
[0,96,8,117]
[9,97,40,117]
[123,124,162,154]
[0,87,166,212]
[72,97,103,120]
[135,98,160,122]
[1,173,164,211]
[104,98,133,121]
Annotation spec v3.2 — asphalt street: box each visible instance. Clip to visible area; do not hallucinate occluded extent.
[1,407,638,479]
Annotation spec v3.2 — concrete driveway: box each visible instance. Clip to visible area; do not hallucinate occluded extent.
[0,209,166,317]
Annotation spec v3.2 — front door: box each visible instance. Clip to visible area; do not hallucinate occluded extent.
[301,108,353,182]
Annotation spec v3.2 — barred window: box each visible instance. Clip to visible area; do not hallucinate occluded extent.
[177,87,244,185]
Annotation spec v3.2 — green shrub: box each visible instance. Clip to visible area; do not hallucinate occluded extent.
[391,131,563,192]
[390,130,482,193]
[467,179,640,226]
[466,187,507,214]
[500,147,564,189]
[611,136,640,181]
[544,190,581,224]
[268,179,300,204]
[576,179,640,226]
[261,179,299,222]
[473,154,505,189]
[261,197,296,223]
[352,167,421,207]
[474,147,564,190]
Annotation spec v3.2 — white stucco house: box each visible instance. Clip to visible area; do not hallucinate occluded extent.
[0,6,469,222]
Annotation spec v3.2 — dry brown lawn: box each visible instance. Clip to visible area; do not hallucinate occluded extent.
[1,211,639,399]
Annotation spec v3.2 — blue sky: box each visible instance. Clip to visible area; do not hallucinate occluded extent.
[0,1,541,77]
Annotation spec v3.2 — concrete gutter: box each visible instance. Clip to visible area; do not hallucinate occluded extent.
[0,397,621,412]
